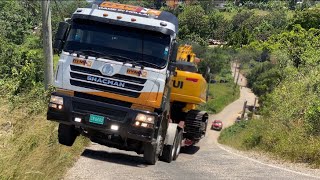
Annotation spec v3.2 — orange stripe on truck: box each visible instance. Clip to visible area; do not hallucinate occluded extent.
[57,89,74,96]
[87,91,163,109]
[56,89,163,109]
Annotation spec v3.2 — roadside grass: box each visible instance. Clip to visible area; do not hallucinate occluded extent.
[0,90,89,179]
[219,119,264,150]
[219,118,320,168]
[199,82,240,113]
[218,68,320,168]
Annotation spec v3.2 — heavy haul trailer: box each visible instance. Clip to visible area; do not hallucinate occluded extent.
[47,1,208,165]
[170,45,208,147]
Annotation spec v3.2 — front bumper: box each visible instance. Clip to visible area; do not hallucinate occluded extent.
[47,92,159,143]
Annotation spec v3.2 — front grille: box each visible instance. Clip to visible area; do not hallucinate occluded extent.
[70,72,143,91]
[73,101,127,122]
[74,92,132,108]
[70,80,140,98]
[70,65,146,84]
[70,65,145,98]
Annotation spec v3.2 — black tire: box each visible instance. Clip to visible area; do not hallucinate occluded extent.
[143,142,158,165]
[144,119,166,165]
[202,114,208,137]
[173,130,183,161]
[160,130,178,163]
[58,123,78,146]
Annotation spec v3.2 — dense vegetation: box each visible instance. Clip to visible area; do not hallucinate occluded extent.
[216,5,320,167]
[1,0,320,178]
[0,1,89,179]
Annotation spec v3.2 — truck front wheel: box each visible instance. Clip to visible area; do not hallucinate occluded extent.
[58,123,78,146]
[143,142,159,165]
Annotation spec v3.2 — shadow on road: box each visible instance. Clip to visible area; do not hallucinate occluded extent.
[180,146,200,155]
[81,149,148,168]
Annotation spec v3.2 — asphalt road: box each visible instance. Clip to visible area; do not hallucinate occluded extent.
[65,66,320,180]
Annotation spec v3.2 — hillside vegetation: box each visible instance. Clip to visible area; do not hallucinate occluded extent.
[0,1,89,179]
[216,5,320,167]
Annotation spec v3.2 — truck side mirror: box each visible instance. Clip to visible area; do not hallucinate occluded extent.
[53,21,70,53]
[169,41,178,76]
[170,41,178,63]
[169,62,177,76]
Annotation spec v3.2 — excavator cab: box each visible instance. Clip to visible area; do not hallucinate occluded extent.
[176,61,198,73]
[170,44,208,107]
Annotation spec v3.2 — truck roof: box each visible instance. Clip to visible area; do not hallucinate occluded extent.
[72,1,178,36]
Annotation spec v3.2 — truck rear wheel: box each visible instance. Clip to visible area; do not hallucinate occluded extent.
[58,123,78,146]
[159,129,178,163]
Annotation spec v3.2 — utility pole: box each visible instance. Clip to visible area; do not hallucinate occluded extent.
[42,0,54,90]
[235,67,240,87]
[241,100,247,119]
[233,61,237,81]
[233,62,240,95]
[253,97,257,116]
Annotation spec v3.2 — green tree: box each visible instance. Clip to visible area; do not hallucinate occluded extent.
[226,11,253,46]
[207,10,228,40]
[0,0,40,44]
[178,5,209,40]
[291,8,320,30]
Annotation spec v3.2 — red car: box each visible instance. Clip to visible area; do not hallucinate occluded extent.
[211,120,223,131]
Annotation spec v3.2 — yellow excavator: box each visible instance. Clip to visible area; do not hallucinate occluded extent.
[169,44,209,146]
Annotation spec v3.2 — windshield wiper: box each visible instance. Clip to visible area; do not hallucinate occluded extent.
[122,60,143,67]
[137,61,162,69]
[124,60,162,69]
[108,55,135,63]
[64,49,108,58]
[75,50,108,58]
[98,54,137,64]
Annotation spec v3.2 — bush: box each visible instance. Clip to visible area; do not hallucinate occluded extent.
[291,8,320,30]
[0,36,44,95]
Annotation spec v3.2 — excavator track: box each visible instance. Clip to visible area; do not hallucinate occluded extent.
[184,110,208,141]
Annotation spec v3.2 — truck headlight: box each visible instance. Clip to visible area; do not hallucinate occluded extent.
[49,95,63,109]
[50,95,63,105]
[135,113,155,124]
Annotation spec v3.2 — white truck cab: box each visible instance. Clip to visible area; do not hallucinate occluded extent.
[47,1,178,165]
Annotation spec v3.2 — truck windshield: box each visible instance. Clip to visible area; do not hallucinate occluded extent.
[63,19,171,69]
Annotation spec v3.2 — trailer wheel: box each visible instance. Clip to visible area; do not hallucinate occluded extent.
[58,123,78,146]
[173,130,183,161]
[160,129,178,163]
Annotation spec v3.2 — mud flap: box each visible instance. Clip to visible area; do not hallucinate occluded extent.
[164,123,178,145]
